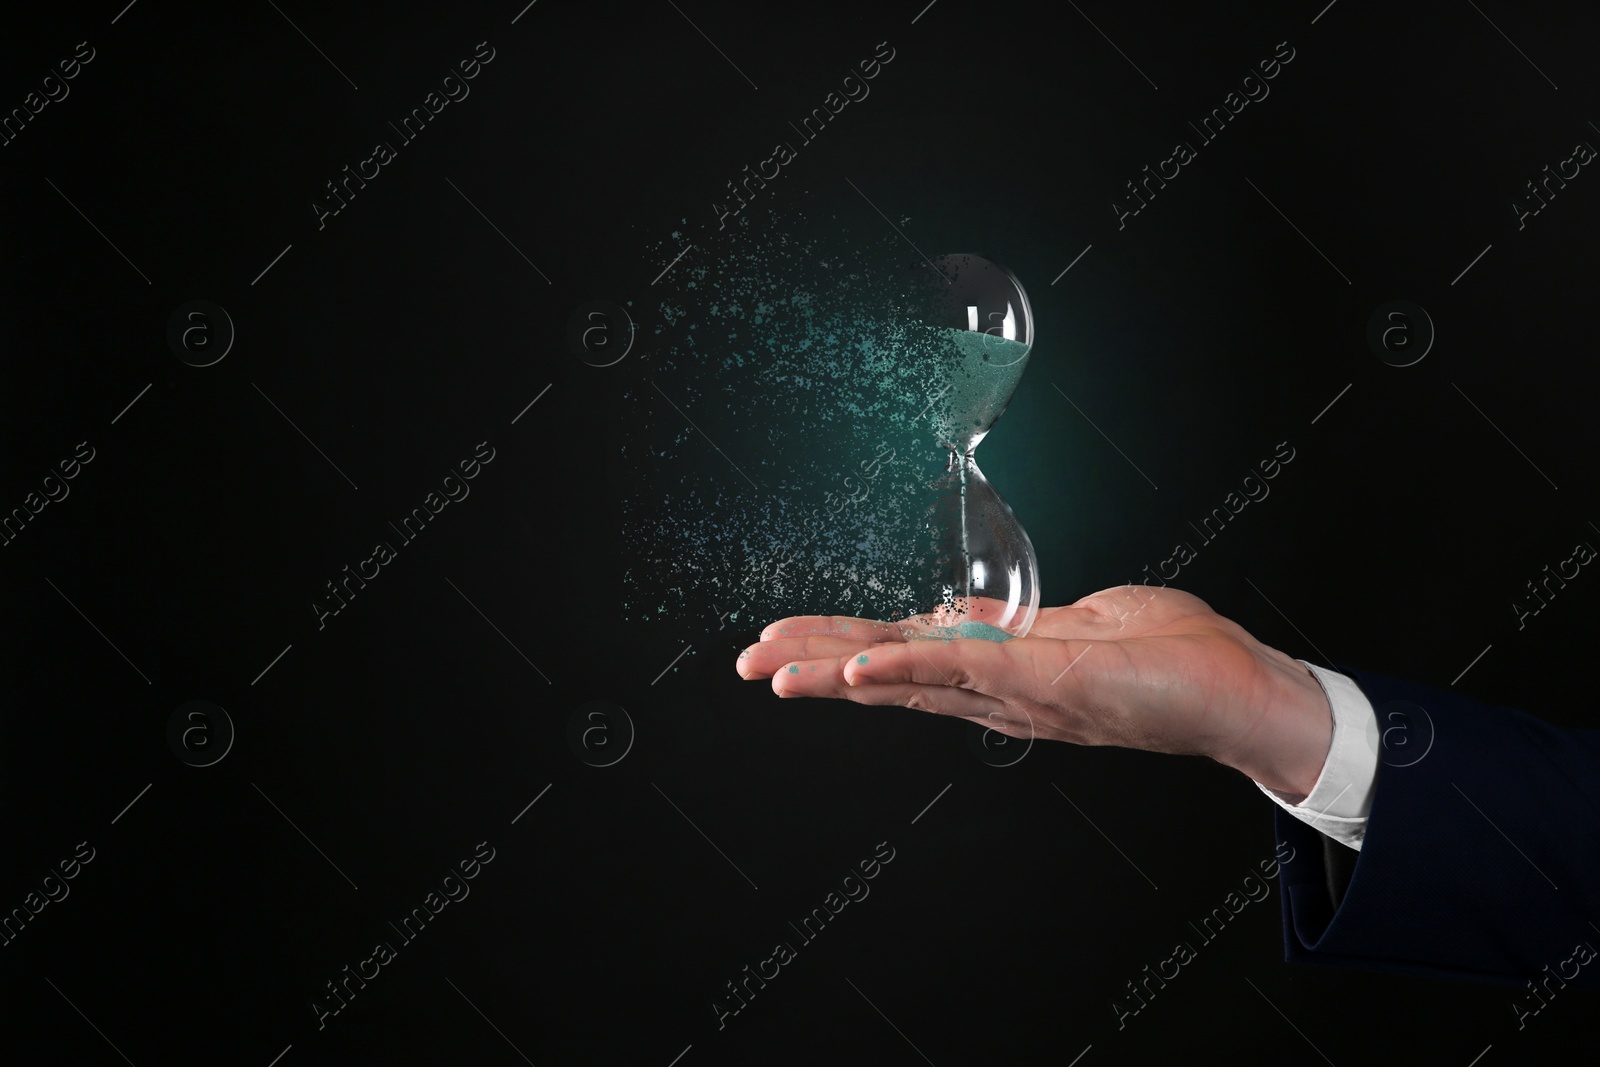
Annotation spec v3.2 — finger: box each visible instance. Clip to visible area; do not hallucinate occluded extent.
[772,658,1008,719]
[962,711,1038,740]
[836,682,1009,720]
[737,635,892,679]
[760,615,903,643]
[842,638,1018,695]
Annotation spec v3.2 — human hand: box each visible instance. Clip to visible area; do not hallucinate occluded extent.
[735,586,1333,799]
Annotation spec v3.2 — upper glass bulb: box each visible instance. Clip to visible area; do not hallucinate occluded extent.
[901,253,1035,455]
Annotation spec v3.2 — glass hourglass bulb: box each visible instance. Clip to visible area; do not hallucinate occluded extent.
[896,253,1040,641]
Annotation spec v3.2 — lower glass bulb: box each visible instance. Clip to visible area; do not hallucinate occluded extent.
[898,451,1039,641]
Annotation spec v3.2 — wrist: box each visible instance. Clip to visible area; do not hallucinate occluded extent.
[1217,655,1334,801]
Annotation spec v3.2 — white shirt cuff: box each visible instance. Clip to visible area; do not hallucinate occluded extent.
[1253,661,1380,852]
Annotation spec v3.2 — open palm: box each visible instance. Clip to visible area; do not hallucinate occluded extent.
[737,585,1333,797]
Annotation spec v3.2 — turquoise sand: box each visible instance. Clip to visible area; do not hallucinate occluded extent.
[931,329,1032,450]
[923,620,1014,642]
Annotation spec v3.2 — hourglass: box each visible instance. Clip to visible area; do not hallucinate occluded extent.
[896,253,1040,642]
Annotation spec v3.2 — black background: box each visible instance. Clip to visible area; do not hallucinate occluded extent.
[3,0,1597,1063]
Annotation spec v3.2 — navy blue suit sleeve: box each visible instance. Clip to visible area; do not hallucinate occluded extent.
[1275,666,1600,990]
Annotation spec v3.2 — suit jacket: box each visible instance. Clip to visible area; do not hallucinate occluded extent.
[1276,666,1600,991]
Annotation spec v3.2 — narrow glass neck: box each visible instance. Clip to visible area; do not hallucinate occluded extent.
[944,448,978,473]
[940,427,989,457]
